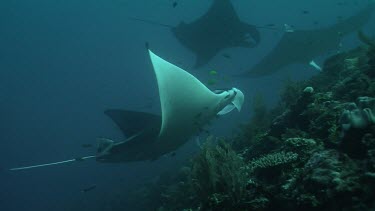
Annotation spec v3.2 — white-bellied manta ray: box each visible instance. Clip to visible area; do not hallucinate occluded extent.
[9,49,244,170]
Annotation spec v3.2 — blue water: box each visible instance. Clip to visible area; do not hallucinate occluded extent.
[0,0,374,210]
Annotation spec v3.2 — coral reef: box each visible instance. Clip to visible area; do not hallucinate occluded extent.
[157,138,252,210]
[134,34,375,210]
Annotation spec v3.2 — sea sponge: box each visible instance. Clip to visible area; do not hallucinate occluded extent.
[340,97,375,131]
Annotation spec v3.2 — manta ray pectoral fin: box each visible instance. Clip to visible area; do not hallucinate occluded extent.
[148,49,219,136]
[104,109,161,138]
[148,49,245,160]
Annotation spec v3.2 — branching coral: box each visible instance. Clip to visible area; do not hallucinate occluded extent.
[249,151,298,171]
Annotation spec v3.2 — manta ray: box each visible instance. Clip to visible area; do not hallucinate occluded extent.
[98,50,244,162]
[9,49,244,170]
[172,0,260,68]
[240,5,374,77]
[130,0,260,68]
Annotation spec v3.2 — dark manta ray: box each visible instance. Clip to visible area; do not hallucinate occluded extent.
[173,0,260,68]
[240,5,374,77]
[130,0,260,68]
[9,50,245,170]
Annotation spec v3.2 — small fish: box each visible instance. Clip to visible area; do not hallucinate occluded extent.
[81,184,97,193]
[284,24,294,33]
[313,21,319,25]
[302,10,310,14]
[170,152,176,157]
[209,70,217,75]
[172,2,177,8]
[81,144,93,148]
[206,78,217,86]
[265,23,275,27]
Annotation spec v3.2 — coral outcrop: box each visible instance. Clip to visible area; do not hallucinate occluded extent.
[134,33,375,211]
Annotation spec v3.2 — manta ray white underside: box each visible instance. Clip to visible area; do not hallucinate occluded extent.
[10,50,245,170]
[148,49,244,156]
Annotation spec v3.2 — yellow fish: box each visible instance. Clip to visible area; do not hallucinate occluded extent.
[209,70,218,75]
[207,78,217,86]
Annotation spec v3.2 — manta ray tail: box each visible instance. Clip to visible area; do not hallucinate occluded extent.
[9,155,96,171]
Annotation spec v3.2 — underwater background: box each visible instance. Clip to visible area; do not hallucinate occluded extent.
[0,0,374,210]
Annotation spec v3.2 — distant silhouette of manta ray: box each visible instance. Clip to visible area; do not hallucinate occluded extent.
[129,0,261,68]
[239,5,374,77]
[172,0,260,68]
